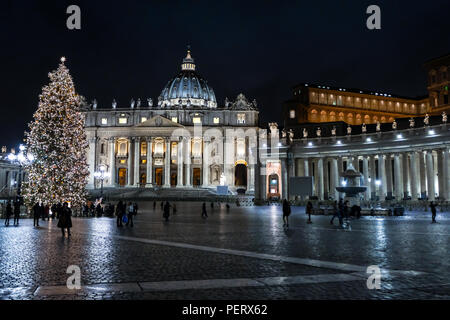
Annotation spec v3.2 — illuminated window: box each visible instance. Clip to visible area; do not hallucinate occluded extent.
[289,110,296,119]
[140,142,147,157]
[193,117,202,124]
[101,118,108,125]
[119,160,126,164]
[213,117,220,124]
[118,118,127,124]
[141,117,147,123]
[171,117,178,123]
[237,113,246,124]
[141,159,147,164]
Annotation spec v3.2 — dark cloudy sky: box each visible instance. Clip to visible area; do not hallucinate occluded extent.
[1,0,449,147]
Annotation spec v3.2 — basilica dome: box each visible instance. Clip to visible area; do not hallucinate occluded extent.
[158,49,217,108]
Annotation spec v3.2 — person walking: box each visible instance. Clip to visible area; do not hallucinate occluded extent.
[282,199,291,227]
[4,201,12,226]
[201,202,208,219]
[330,200,340,225]
[133,202,138,216]
[430,201,437,223]
[39,203,45,221]
[306,201,313,224]
[13,200,20,226]
[116,200,124,227]
[96,203,102,217]
[126,202,134,227]
[33,202,40,227]
[163,201,171,222]
[337,198,344,225]
[57,202,72,237]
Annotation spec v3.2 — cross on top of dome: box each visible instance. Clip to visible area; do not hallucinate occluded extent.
[181,45,196,71]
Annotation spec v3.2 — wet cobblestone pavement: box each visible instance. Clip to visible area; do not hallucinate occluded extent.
[1,202,449,300]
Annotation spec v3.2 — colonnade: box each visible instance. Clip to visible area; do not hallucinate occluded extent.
[291,148,450,201]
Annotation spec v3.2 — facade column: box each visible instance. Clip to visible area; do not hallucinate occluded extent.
[295,158,303,176]
[224,135,235,187]
[409,152,419,200]
[146,138,153,187]
[402,153,409,199]
[303,159,309,176]
[177,138,184,187]
[317,157,324,200]
[323,159,329,200]
[134,137,141,187]
[185,138,192,187]
[202,139,209,187]
[378,154,387,199]
[362,156,370,200]
[394,153,403,200]
[419,151,427,199]
[87,137,97,188]
[109,138,116,186]
[163,138,171,188]
[330,157,339,200]
[127,138,134,187]
[426,150,435,201]
[369,155,377,200]
[385,154,393,199]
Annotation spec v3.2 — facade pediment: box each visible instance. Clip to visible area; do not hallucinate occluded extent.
[136,115,184,128]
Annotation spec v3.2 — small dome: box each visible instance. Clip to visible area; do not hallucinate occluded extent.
[158,49,217,108]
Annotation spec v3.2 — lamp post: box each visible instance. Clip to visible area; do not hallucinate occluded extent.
[94,165,110,198]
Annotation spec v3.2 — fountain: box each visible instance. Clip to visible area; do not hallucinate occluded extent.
[335,162,367,207]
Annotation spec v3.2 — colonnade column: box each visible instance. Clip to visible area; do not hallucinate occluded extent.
[224,135,235,186]
[402,153,409,199]
[281,158,288,200]
[134,137,141,187]
[317,157,324,200]
[385,154,393,198]
[109,137,116,186]
[303,159,309,176]
[127,138,134,187]
[185,138,192,187]
[177,138,184,187]
[163,138,171,188]
[394,153,403,200]
[419,151,427,199]
[445,148,450,201]
[437,149,446,200]
[426,150,435,201]
[369,155,377,200]
[330,157,339,200]
[295,158,303,176]
[146,138,153,187]
[202,139,209,187]
[409,152,419,200]
[362,156,370,200]
[378,154,387,199]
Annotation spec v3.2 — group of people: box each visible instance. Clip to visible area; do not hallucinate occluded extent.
[32,202,73,236]
[115,201,138,227]
[3,200,21,226]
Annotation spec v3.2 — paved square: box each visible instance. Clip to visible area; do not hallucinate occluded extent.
[1,202,449,300]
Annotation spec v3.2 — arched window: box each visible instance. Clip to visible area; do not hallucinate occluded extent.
[355,114,362,125]
[347,113,354,125]
[310,109,318,122]
[338,112,345,122]
[364,115,371,124]
[329,111,336,122]
[320,110,327,122]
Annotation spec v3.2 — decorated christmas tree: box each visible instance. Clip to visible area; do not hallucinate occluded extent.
[22,57,89,209]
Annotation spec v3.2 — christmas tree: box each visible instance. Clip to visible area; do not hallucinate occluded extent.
[22,57,89,209]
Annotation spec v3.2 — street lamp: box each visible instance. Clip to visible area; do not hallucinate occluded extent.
[94,165,110,198]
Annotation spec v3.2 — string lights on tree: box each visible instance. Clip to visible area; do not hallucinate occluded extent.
[22,57,89,208]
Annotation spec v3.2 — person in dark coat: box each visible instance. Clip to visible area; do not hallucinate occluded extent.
[126,202,134,227]
[306,201,313,224]
[430,201,437,223]
[96,203,102,217]
[39,203,45,221]
[116,200,124,227]
[57,202,72,236]
[13,200,20,226]
[163,201,171,221]
[282,199,291,227]
[51,204,57,220]
[330,200,340,225]
[201,202,208,218]
[33,202,40,227]
[4,201,12,226]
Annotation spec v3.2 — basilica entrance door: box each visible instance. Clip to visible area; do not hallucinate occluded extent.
[235,164,247,187]
[193,168,201,186]
[155,168,163,186]
[170,172,177,186]
[118,168,127,187]
[140,173,146,187]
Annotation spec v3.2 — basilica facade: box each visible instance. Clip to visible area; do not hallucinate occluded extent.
[84,50,260,194]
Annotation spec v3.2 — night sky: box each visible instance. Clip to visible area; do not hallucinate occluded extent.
[1,0,449,148]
